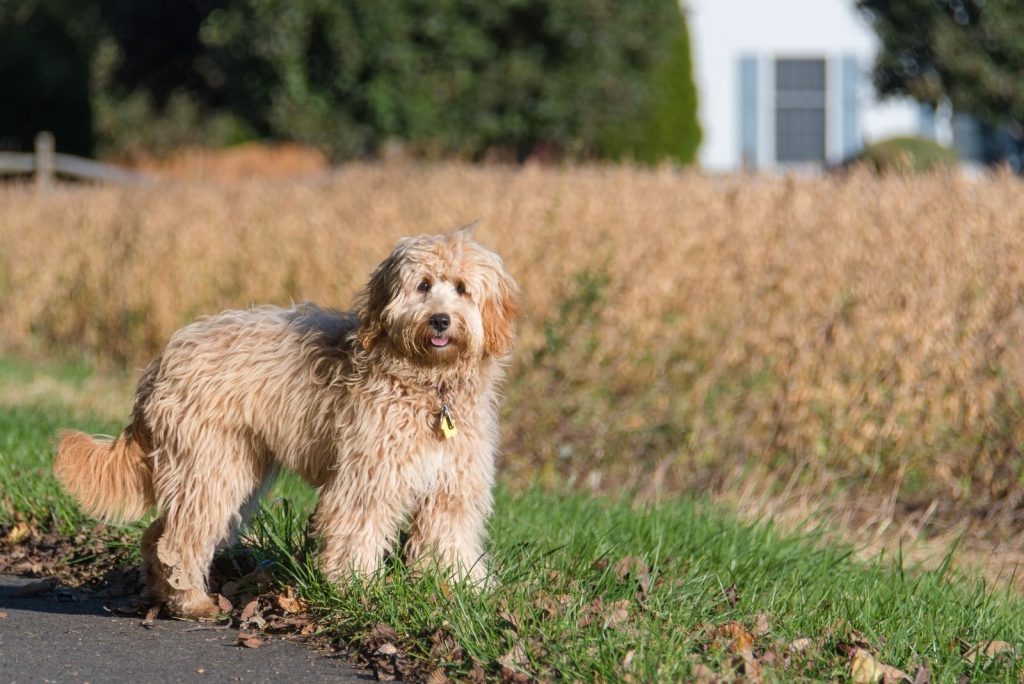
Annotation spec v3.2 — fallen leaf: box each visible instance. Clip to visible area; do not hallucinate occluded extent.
[850,648,910,684]
[466,661,487,684]
[964,640,1015,663]
[717,622,755,654]
[236,631,267,649]
[425,667,449,684]
[240,599,260,623]
[277,594,302,614]
[0,611,8,619]
[13,578,58,597]
[216,594,232,613]
[622,649,636,671]
[851,649,882,684]
[606,599,631,628]
[724,583,739,608]
[497,602,520,631]
[690,663,718,684]
[787,637,816,654]
[752,612,770,637]
[613,556,650,581]
[534,593,572,619]
[5,522,32,544]
[376,643,398,656]
[429,629,465,661]
[141,605,160,626]
[363,623,400,650]
[912,665,931,684]
[593,558,610,572]
[497,640,530,681]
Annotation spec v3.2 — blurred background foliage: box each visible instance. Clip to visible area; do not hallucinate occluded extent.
[0,0,702,164]
[858,0,1024,135]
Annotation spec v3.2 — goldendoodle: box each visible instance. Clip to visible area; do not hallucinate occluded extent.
[54,229,519,618]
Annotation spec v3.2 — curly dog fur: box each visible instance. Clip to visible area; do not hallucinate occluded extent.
[54,229,519,618]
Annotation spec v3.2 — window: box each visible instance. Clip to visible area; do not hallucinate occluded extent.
[774,58,826,163]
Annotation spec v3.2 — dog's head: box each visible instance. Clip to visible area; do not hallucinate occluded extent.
[356,228,519,364]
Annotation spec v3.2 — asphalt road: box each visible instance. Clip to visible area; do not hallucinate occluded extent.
[0,575,367,684]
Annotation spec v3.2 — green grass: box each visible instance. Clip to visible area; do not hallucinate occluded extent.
[246,489,1023,682]
[1,356,1022,681]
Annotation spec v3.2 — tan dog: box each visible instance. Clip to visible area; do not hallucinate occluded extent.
[54,230,519,618]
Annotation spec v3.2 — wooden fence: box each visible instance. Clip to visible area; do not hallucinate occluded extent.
[0,132,149,192]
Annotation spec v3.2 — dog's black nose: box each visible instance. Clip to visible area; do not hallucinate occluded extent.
[430,313,451,332]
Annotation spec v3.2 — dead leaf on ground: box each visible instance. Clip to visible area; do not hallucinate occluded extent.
[850,648,910,684]
[141,604,160,627]
[606,599,632,628]
[964,640,1015,663]
[497,602,520,631]
[752,612,770,637]
[429,628,465,662]
[534,592,572,619]
[216,593,232,613]
[276,588,304,614]
[690,663,718,684]
[787,637,817,654]
[5,522,33,544]
[375,643,398,656]
[362,623,400,650]
[240,599,260,623]
[912,665,931,684]
[724,583,739,608]
[710,622,761,683]
[613,556,649,581]
[236,631,268,649]
[13,577,58,597]
[0,611,7,619]
[466,660,487,684]
[622,649,636,671]
[425,667,450,684]
[497,640,530,682]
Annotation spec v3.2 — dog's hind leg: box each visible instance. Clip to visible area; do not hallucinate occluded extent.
[143,439,268,619]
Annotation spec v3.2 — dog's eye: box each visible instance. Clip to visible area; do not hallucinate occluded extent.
[418,280,431,293]
[455,282,466,295]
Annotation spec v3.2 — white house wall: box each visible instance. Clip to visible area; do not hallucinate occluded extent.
[686,0,925,170]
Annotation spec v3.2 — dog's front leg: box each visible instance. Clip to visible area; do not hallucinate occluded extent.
[312,477,404,582]
[405,464,494,585]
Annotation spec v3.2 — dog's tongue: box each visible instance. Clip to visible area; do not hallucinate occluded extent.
[431,336,449,348]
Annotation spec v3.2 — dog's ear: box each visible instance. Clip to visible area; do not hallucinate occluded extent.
[482,262,520,358]
[356,244,406,350]
[454,220,480,241]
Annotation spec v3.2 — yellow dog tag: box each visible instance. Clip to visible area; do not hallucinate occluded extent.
[440,405,458,439]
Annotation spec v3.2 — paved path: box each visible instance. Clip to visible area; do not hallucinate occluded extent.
[0,576,367,683]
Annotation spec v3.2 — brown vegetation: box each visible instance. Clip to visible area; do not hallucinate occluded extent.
[3,163,1024,558]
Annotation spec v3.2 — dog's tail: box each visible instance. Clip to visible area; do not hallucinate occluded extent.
[54,428,155,524]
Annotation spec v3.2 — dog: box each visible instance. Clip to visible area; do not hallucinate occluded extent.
[54,228,519,618]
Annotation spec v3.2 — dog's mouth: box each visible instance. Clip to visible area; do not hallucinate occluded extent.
[429,334,451,349]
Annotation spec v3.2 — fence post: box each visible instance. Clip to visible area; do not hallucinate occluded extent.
[35,131,55,194]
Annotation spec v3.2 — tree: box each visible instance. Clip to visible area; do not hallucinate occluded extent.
[0,0,103,154]
[185,0,702,162]
[857,0,1024,132]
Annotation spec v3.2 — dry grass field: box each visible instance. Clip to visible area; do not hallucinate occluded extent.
[3,162,1024,571]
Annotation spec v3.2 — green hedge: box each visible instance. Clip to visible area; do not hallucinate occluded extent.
[1,0,701,164]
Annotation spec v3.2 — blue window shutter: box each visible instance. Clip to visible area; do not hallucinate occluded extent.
[739,56,758,169]
[919,104,936,139]
[841,56,860,158]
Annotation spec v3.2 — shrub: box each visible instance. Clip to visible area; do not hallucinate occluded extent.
[860,136,957,173]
